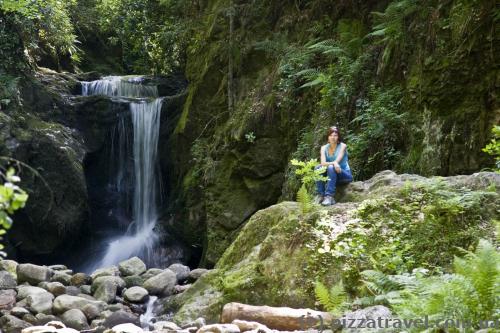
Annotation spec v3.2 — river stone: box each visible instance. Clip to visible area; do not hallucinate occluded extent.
[80,285,92,295]
[181,317,206,329]
[53,295,106,314]
[90,266,119,280]
[21,313,38,325]
[0,289,17,310]
[10,306,30,318]
[17,264,51,285]
[153,321,180,330]
[0,271,17,289]
[26,292,54,314]
[188,269,209,282]
[140,268,163,280]
[48,265,67,271]
[91,276,125,294]
[16,286,46,301]
[107,323,142,333]
[90,318,105,328]
[197,324,240,333]
[81,303,101,321]
[102,310,139,328]
[44,282,66,296]
[106,303,128,312]
[167,264,190,282]
[123,275,144,288]
[70,273,91,287]
[50,272,71,286]
[94,280,117,303]
[34,314,59,325]
[77,293,96,301]
[118,257,146,277]
[0,314,31,333]
[61,309,89,330]
[60,270,73,276]
[174,284,192,294]
[123,287,148,303]
[143,269,176,296]
[0,260,18,278]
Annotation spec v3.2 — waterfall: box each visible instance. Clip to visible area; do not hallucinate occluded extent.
[82,76,162,269]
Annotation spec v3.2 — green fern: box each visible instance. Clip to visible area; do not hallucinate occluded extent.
[314,280,348,315]
[297,184,313,214]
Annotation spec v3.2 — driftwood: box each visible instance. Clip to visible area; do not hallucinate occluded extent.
[221,302,333,331]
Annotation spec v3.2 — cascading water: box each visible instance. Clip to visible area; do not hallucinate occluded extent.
[82,76,162,270]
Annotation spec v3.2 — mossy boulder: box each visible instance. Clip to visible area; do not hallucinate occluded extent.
[171,171,499,324]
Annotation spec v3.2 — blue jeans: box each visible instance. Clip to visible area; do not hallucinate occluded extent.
[315,165,353,196]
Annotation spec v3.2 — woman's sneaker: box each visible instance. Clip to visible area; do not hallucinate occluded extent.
[321,196,335,206]
[314,195,324,204]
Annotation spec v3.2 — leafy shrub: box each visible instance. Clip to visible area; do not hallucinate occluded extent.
[482,125,500,171]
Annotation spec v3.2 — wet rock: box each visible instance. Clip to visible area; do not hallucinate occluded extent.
[167,264,190,282]
[91,267,120,280]
[0,271,18,289]
[17,264,51,285]
[70,273,91,287]
[118,257,146,277]
[187,269,209,282]
[0,314,31,333]
[26,292,54,314]
[0,289,17,310]
[197,324,240,333]
[61,309,89,330]
[50,272,71,286]
[102,310,140,328]
[94,280,117,304]
[140,268,162,280]
[10,307,30,318]
[106,303,128,312]
[181,317,206,329]
[123,287,148,303]
[53,295,106,314]
[123,276,144,288]
[92,276,125,294]
[143,269,176,296]
[17,286,47,301]
[77,293,96,301]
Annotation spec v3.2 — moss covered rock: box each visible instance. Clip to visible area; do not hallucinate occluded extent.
[171,171,499,324]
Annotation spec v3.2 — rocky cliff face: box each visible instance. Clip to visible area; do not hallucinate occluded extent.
[165,0,499,267]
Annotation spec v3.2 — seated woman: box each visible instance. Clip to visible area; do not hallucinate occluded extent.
[315,126,353,206]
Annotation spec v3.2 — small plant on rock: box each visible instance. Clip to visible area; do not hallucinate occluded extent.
[290,159,327,213]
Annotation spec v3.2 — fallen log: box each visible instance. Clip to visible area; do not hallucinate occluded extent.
[221,302,334,331]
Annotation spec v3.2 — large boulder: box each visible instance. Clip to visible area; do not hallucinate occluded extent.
[91,276,125,294]
[0,260,18,278]
[16,286,47,301]
[167,264,190,282]
[93,280,117,303]
[17,264,51,285]
[143,269,177,296]
[118,257,146,277]
[171,171,500,324]
[0,289,17,310]
[102,311,140,328]
[90,266,119,280]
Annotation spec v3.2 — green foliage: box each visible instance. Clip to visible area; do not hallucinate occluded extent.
[393,239,500,331]
[297,184,313,214]
[314,280,348,315]
[290,159,327,186]
[0,167,28,257]
[348,86,407,179]
[0,74,19,110]
[482,125,500,171]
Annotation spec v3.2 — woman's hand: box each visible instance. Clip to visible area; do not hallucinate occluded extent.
[333,162,341,173]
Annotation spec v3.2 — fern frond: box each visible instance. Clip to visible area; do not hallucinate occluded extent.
[297,184,312,214]
[315,280,331,311]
